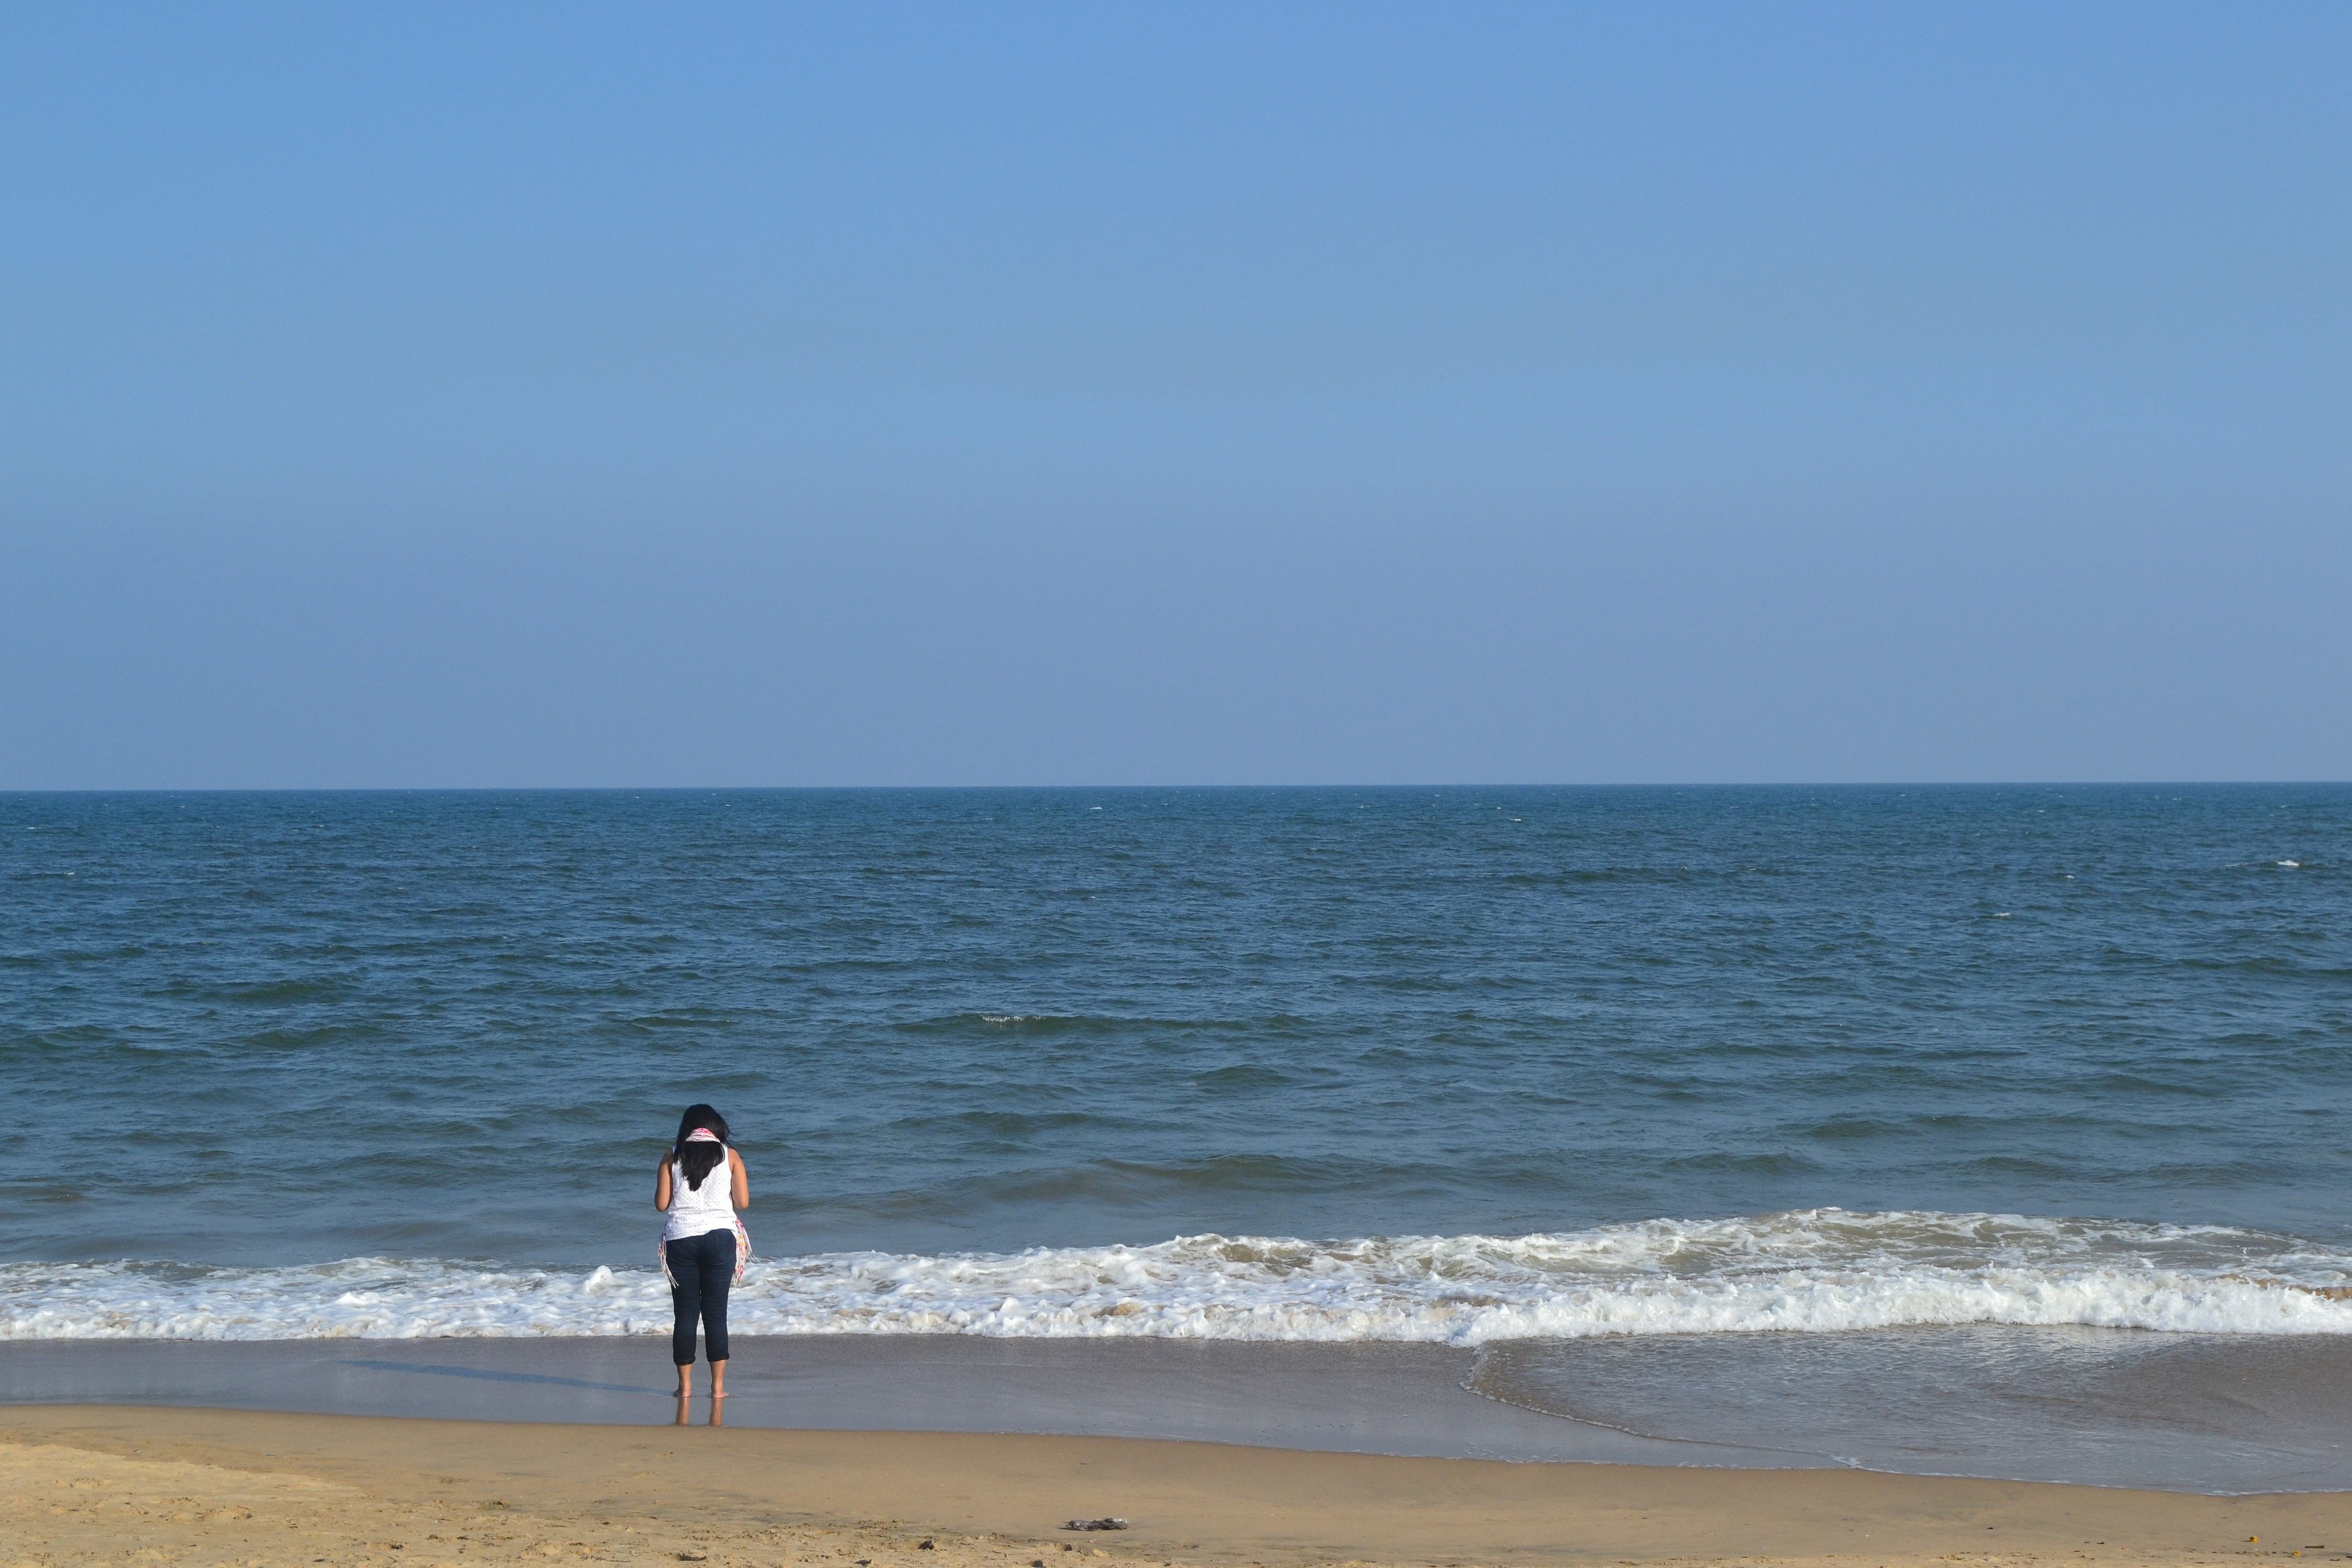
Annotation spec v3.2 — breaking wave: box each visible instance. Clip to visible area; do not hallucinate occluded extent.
[9,1209,2352,1342]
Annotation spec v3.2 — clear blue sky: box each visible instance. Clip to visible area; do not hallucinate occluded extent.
[5,3,2347,787]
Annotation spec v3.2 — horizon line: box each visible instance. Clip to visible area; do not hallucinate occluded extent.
[4,780,2348,796]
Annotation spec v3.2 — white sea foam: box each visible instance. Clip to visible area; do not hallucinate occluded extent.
[9,1210,2352,1342]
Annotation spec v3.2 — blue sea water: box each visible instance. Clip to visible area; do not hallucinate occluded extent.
[2,786,2348,1350]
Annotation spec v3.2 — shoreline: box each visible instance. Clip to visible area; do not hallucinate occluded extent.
[0,1335,1812,1468]
[8,1404,2352,1568]
[11,1329,2352,1494]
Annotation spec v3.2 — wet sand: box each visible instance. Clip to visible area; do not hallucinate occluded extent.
[6,1403,2352,1568]
[0,1337,1818,1466]
[13,1332,2352,1492]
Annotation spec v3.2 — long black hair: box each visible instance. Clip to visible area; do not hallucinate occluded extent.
[672,1103,731,1191]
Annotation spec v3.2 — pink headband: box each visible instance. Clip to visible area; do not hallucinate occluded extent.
[683,1128,722,1143]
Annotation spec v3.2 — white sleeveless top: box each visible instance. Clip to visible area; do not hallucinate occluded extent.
[663,1148,737,1241]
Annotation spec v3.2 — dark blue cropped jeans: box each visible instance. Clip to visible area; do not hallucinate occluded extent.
[665,1229,736,1366]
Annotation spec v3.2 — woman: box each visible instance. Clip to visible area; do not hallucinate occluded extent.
[655,1103,749,1399]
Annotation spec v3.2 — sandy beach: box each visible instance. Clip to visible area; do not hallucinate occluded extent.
[6,1405,2350,1568]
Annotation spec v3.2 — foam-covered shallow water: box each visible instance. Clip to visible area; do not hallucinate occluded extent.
[8,1211,2350,1342]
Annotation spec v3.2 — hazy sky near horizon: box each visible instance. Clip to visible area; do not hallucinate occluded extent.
[5,3,2348,787]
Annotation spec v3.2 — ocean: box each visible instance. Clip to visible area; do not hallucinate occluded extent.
[4,786,2349,1486]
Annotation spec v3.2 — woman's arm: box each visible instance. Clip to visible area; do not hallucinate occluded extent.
[729,1147,749,1211]
[654,1155,673,1212]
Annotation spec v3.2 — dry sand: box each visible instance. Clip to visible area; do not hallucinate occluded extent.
[4,1404,2349,1568]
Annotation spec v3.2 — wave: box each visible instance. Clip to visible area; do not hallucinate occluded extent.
[8,1209,2352,1342]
